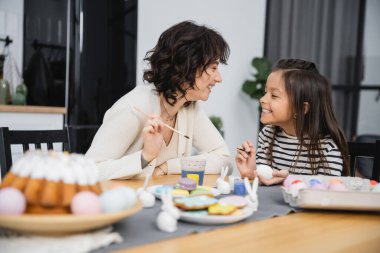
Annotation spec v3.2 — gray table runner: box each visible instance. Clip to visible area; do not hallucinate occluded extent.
[93,185,297,253]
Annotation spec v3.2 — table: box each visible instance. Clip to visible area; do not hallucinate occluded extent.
[111,175,380,253]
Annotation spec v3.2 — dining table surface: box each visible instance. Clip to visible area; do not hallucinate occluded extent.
[110,175,380,253]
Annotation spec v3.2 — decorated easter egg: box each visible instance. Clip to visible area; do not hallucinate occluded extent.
[328,183,347,192]
[370,180,378,189]
[256,164,273,180]
[117,186,137,207]
[288,180,307,197]
[309,178,326,190]
[309,178,322,187]
[372,183,380,193]
[0,187,26,215]
[100,187,137,213]
[283,175,296,188]
[310,183,327,190]
[71,191,102,215]
[328,178,343,185]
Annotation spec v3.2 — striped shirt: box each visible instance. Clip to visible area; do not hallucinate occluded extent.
[256,125,343,176]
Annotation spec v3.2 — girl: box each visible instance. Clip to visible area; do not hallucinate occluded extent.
[236,59,349,185]
[86,21,231,180]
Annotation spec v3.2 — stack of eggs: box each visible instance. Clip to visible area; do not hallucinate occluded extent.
[282,176,377,198]
[0,151,137,215]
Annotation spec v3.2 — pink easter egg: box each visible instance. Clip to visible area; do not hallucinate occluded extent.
[328,183,347,192]
[283,175,295,188]
[70,191,102,215]
[0,187,26,215]
[328,178,343,185]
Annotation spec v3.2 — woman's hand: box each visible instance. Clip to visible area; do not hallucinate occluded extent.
[152,162,168,176]
[235,140,257,180]
[142,115,164,162]
[258,169,289,186]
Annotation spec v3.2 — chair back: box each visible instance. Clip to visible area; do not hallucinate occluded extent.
[347,139,380,181]
[0,127,71,179]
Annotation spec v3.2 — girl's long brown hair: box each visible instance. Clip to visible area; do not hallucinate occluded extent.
[267,59,349,175]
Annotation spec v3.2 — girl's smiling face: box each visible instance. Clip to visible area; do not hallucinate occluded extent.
[184,61,222,101]
[260,70,295,135]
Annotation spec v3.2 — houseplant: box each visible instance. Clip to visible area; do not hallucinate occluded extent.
[241,57,271,101]
[209,115,224,137]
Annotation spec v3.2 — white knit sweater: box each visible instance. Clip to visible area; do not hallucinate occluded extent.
[86,84,231,180]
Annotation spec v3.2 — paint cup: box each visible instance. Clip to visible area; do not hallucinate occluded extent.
[180,158,206,185]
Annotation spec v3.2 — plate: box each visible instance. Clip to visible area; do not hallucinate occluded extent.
[179,207,254,225]
[0,202,142,235]
[147,184,221,199]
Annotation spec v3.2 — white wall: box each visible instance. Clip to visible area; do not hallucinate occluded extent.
[0,0,24,94]
[137,0,267,172]
[357,0,380,135]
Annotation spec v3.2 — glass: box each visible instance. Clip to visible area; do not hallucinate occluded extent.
[180,158,206,185]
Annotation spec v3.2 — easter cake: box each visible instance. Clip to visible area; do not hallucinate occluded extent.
[282,175,380,211]
[0,151,102,214]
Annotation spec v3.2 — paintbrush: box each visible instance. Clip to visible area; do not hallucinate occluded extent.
[237,147,251,154]
[133,106,190,139]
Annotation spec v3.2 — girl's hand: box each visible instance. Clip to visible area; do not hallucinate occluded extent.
[142,115,164,162]
[235,140,257,180]
[258,169,289,186]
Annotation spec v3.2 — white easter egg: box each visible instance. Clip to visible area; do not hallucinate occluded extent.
[100,187,137,213]
[288,181,307,197]
[117,186,138,208]
[256,165,273,180]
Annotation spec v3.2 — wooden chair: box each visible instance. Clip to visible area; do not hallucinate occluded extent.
[347,139,380,181]
[0,127,71,179]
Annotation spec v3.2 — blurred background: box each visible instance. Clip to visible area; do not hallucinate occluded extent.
[0,0,379,157]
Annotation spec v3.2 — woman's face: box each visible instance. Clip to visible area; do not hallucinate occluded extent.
[260,71,295,135]
[185,61,222,101]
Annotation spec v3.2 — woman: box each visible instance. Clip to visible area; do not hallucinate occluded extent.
[86,21,232,180]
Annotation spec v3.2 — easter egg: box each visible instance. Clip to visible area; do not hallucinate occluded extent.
[283,175,295,187]
[0,187,26,215]
[370,180,378,188]
[116,186,137,207]
[372,183,380,193]
[310,183,327,190]
[288,180,307,197]
[328,183,347,192]
[309,178,322,187]
[71,191,102,215]
[256,165,273,180]
[100,187,137,213]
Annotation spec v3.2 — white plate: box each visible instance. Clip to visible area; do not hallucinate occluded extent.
[179,207,254,225]
[147,184,220,199]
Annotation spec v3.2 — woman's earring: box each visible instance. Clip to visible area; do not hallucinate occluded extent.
[293,113,297,119]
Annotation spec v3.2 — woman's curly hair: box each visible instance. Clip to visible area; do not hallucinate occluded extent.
[143,20,230,105]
